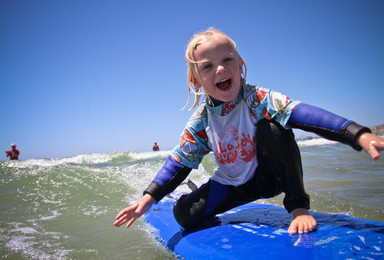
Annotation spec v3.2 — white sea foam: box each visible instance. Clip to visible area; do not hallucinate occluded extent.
[297,137,337,147]
[129,150,170,160]
[6,150,171,169]
[5,154,110,168]
[40,210,61,221]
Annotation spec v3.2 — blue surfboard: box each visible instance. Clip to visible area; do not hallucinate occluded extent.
[145,194,384,259]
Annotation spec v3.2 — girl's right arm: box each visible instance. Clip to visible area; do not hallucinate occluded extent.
[114,156,192,229]
[114,107,209,229]
[143,155,192,202]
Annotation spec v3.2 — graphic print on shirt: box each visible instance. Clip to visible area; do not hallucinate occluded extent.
[214,125,256,166]
[244,86,268,119]
[244,85,294,125]
[180,128,210,163]
[180,129,198,162]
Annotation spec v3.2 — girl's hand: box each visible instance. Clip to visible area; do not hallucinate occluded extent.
[113,194,156,228]
[357,132,384,161]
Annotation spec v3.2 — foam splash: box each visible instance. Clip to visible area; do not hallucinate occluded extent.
[297,138,337,147]
[129,150,170,160]
[2,150,170,169]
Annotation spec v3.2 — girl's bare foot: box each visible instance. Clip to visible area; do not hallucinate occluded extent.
[289,208,317,234]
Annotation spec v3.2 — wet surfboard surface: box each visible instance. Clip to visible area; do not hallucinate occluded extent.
[145,195,384,259]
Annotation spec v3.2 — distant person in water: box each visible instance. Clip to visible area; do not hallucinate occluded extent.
[153,142,160,152]
[5,144,19,160]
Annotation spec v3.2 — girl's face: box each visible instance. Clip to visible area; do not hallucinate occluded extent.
[194,36,243,103]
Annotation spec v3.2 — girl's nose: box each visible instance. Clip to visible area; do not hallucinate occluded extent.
[216,65,225,74]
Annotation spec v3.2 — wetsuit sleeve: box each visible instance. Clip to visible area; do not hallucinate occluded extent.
[143,155,192,202]
[288,103,371,151]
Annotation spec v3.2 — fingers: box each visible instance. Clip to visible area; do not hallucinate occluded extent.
[370,140,384,161]
[113,203,148,228]
[358,133,384,161]
[114,195,155,229]
[369,149,380,161]
[113,205,138,228]
[113,216,138,228]
[115,208,130,221]
[365,139,382,161]
[126,217,137,228]
[115,206,135,221]
[113,210,130,227]
[113,210,139,228]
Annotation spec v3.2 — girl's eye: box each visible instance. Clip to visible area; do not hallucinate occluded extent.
[201,64,212,71]
[224,57,234,63]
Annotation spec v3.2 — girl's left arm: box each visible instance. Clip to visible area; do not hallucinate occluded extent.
[288,103,372,151]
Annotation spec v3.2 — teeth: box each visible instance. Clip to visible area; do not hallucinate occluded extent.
[218,78,229,83]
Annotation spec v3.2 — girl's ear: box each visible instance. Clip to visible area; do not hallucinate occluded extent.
[239,58,244,74]
[190,76,201,88]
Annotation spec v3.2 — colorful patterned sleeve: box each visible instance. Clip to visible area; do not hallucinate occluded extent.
[244,85,301,128]
[170,105,212,169]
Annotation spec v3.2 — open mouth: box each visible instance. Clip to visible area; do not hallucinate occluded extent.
[216,78,231,91]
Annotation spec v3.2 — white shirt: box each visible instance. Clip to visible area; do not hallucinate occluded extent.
[207,99,258,185]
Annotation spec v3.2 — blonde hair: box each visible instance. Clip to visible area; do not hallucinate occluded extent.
[183,27,247,110]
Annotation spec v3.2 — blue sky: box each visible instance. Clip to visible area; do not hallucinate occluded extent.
[1,0,383,160]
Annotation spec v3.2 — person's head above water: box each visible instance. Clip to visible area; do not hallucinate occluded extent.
[184,28,247,110]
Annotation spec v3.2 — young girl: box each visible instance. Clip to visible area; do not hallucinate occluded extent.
[114,28,384,235]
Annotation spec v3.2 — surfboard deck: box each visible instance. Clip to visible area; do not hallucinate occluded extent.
[145,194,384,259]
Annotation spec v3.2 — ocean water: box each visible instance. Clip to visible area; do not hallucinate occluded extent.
[1,139,383,259]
